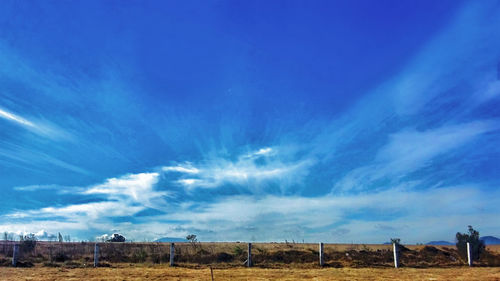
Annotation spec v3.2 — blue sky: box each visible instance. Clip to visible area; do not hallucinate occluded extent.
[1,0,500,243]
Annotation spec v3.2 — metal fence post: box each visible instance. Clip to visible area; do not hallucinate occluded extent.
[247,243,252,267]
[393,243,399,268]
[319,242,324,266]
[94,243,99,267]
[12,244,19,267]
[467,242,473,266]
[169,243,175,266]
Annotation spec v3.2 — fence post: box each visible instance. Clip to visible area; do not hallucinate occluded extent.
[169,243,175,266]
[247,243,252,267]
[467,242,472,266]
[319,242,324,266]
[94,243,99,267]
[393,243,399,268]
[12,244,19,267]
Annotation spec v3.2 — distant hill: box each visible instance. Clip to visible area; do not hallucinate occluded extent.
[154,237,188,243]
[426,241,454,246]
[480,236,500,245]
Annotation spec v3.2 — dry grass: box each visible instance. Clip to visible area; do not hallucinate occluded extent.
[1,265,500,281]
[2,242,500,269]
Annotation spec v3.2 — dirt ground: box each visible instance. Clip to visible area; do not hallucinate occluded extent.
[1,265,500,281]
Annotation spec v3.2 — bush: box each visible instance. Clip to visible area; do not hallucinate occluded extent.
[20,234,37,254]
[456,225,485,261]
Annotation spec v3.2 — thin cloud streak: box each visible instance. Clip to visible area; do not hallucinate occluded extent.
[0,107,35,127]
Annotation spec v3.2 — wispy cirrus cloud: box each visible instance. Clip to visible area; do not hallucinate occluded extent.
[163,147,315,192]
[83,172,169,204]
[388,1,500,115]
[0,106,72,140]
[7,172,169,223]
[0,107,35,127]
[0,140,90,175]
[333,120,500,192]
[13,184,61,191]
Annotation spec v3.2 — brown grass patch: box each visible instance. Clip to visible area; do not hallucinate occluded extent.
[2,265,500,280]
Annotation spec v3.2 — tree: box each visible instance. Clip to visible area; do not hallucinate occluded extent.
[186,234,199,250]
[107,233,126,242]
[456,225,485,261]
[64,235,71,242]
[390,238,401,245]
[186,234,198,243]
[58,232,63,242]
[3,232,7,241]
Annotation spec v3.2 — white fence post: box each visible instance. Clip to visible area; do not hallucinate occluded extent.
[393,243,399,268]
[12,244,19,267]
[467,242,473,266]
[169,243,175,266]
[247,243,252,267]
[93,243,99,267]
[319,242,324,266]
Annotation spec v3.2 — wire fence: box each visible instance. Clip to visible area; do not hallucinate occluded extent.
[1,241,500,268]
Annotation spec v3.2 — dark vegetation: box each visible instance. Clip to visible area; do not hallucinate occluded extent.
[456,225,485,261]
[107,234,126,243]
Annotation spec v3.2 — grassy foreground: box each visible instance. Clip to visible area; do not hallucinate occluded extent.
[1,265,500,281]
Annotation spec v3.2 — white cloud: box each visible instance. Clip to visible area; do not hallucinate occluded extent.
[8,201,144,220]
[375,121,498,172]
[167,147,314,191]
[254,147,272,156]
[5,171,169,234]
[333,121,499,192]
[136,184,497,243]
[388,1,500,115]
[0,107,35,127]
[162,165,200,174]
[243,147,274,159]
[3,182,499,243]
[84,172,165,202]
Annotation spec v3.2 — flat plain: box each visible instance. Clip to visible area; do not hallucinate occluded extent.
[2,243,500,280]
[2,266,500,281]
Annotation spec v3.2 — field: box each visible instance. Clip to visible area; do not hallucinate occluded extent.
[2,242,500,280]
[2,266,500,281]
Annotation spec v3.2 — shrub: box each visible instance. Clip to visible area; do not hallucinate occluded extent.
[20,234,37,254]
[456,225,485,261]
